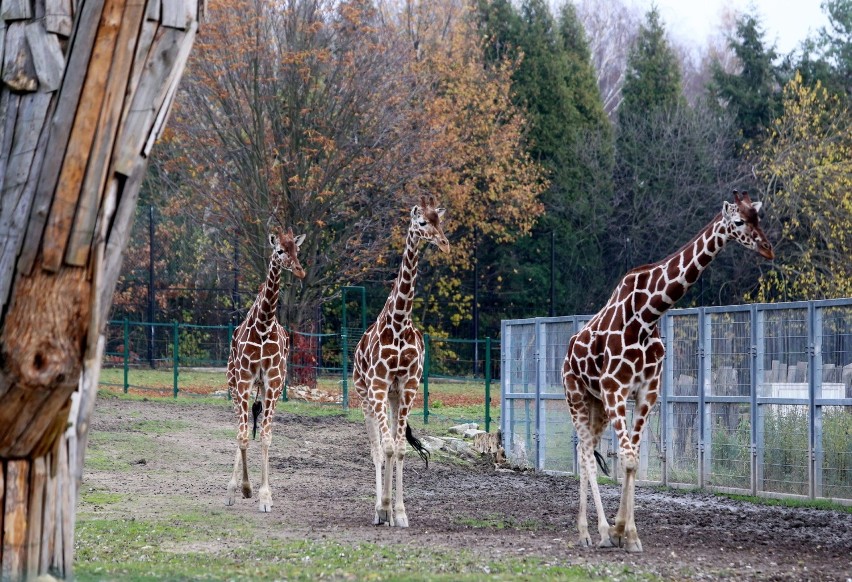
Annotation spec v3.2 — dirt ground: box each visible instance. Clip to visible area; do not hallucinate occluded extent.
[82,396,852,581]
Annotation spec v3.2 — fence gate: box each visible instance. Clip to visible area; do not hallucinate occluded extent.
[502,298,852,503]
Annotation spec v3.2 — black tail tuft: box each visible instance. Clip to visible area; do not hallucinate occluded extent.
[594,450,610,477]
[405,423,430,468]
[252,401,263,440]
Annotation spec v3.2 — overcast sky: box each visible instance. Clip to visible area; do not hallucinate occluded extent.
[635,0,830,54]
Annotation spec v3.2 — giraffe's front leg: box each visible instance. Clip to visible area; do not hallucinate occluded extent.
[391,382,417,528]
[257,372,284,513]
[369,381,394,526]
[226,378,252,506]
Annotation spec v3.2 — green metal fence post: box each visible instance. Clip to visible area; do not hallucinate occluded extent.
[485,337,492,433]
[423,333,430,424]
[123,319,130,393]
[341,331,349,411]
[173,321,179,398]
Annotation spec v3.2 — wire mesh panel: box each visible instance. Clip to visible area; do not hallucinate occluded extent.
[759,307,810,496]
[760,404,810,495]
[817,305,852,499]
[667,313,700,485]
[820,405,852,499]
[506,397,536,469]
[539,399,575,473]
[503,322,537,468]
[668,402,699,483]
[541,320,573,394]
[707,310,751,490]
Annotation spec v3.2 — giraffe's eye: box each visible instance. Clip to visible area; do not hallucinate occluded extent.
[733,219,744,227]
[417,219,427,227]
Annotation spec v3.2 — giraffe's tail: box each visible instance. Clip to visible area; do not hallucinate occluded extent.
[594,450,610,477]
[252,401,263,440]
[405,423,430,468]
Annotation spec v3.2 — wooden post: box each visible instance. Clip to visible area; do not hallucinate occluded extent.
[0,1,204,579]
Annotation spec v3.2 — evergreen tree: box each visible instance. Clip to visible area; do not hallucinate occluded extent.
[475,0,614,326]
[709,13,781,144]
[619,6,683,116]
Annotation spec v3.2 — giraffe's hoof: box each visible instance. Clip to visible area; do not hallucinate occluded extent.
[578,534,592,547]
[225,496,235,507]
[625,539,643,553]
[258,501,273,513]
[394,514,409,528]
[374,509,391,526]
[242,485,253,499]
[598,536,616,548]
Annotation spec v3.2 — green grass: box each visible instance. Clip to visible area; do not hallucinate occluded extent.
[716,492,852,513]
[80,489,124,506]
[74,514,618,581]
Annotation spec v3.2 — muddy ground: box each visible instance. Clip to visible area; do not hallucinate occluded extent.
[82,396,852,581]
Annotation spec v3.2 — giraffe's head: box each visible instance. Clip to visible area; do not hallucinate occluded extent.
[410,195,449,253]
[268,227,307,279]
[722,190,774,260]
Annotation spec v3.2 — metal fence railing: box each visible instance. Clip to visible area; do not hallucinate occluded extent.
[99,320,500,430]
[501,298,852,503]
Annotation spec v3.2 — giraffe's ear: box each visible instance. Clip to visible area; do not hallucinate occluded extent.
[751,200,762,213]
[269,233,278,248]
[436,207,446,220]
[411,205,422,219]
[722,201,737,219]
[294,234,306,248]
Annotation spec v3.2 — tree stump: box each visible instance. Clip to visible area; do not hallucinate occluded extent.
[0,1,203,578]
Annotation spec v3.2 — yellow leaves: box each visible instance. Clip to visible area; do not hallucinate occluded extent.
[754,72,852,301]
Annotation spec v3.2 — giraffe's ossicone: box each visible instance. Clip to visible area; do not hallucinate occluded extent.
[352,195,449,527]
[562,191,773,552]
[225,226,306,513]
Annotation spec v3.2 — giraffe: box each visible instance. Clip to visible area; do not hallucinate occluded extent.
[352,195,449,527]
[562,191,773,552]
[226,226,306,512]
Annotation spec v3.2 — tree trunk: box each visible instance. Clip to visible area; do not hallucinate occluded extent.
[0,1,203,578]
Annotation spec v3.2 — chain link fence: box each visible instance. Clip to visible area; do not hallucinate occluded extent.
[502,298,852,503]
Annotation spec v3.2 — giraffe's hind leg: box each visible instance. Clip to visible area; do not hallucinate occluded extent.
[566,380,612,548]
[362,393,391,526]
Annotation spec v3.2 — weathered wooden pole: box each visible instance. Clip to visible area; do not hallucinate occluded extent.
[0,1,203,578]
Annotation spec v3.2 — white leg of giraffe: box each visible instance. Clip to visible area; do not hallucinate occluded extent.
[566,377,612,547]
[257,371,282,513]
[362,400,386,525]
[370,380,394,526]
[604,377,656,553]
[380,390,396,527]
[391,379,417,528]
[226,378,253,506]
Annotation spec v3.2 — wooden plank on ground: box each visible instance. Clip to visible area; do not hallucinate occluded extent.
[1,460,29,581]
[1,0,33,20]
[25,22,65,92]
[25,456,47,579]
[45,0,73,36]
[18,0,105,276]
[161,0,195,29]
[2,21,38,92]
[114,25,184,176]
[65,0,145,266]
[41,0,127,272]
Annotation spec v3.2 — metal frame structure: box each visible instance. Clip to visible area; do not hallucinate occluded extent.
[501,298,852,503]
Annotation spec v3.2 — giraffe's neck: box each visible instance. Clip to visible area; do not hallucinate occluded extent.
[250,259,281,329]
[630,213,730,324]
[380,229,420,329]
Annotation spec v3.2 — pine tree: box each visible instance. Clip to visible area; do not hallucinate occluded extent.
[709,13,781,144]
